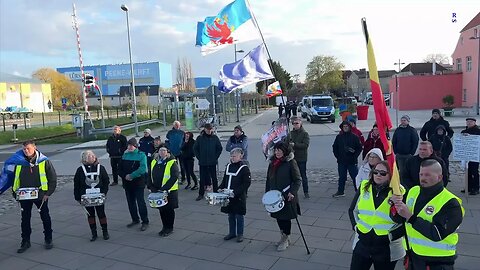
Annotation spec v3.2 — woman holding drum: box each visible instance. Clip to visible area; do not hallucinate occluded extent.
[148,146,180,237]
[73,150,110,241]
[218,148,251,243]
[348,160,405,270]
[264,141,302,251]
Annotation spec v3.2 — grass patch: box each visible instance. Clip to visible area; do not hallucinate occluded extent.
[0,125,76,145]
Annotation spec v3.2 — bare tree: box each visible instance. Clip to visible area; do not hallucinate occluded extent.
[423,53,450,64]
[176,57,196,92]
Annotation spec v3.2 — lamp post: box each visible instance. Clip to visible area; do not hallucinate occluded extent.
[470,36,480,115]
[121,4,139,136]
[234,44,244,122]
[394,59,405,126]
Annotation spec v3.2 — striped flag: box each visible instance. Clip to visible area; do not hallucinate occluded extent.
[361,18,401,195]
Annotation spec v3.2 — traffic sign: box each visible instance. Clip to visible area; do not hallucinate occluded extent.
[62,104,67,110]
[61,98,67,105]
[196,99,210,110]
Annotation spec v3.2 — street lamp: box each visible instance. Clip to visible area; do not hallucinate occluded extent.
[393,59,405,126]
[234,44,244,122]
[470,36,480,115]
[121,4,139,136]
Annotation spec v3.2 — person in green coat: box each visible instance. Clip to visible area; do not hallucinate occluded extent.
[285,116,310,198]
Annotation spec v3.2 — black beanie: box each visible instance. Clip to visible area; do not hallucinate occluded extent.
[432,109,441,115]
[127,138,138,147]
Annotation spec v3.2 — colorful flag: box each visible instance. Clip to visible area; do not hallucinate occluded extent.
[261,117,288,158]
[361,18,400,195]
[265,81,283,97]
[219,44,274,93]
[195,0,260,55]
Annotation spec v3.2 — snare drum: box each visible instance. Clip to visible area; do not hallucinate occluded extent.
[16,187,39,201]
[262,190,284,213]
[148,191,168,208]
[205,192,229,207]
[81,193,106,207]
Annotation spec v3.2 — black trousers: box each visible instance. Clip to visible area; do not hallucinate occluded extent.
[159,207,175,229]
[183,159,198,186]
[199,165,218,196]
[276,219,291,235]
[110,157,122,183]
[177,157,186,182]
[86,205,107,230]
[20,199,52,241]
[468,162,480,192]
[124,186,149,224]
[350,251,397,270]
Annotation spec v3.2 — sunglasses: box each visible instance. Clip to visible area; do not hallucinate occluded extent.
[372,170,388,176]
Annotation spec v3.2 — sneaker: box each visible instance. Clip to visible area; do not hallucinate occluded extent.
[223,234,236,241]
[126,221,140,228]
[304,192,310,199]
[110,182,118,186]
[158,228,166,236]
[236,235,244,242]
[332,192,345,198]
[161,228,173,237]
[140,224,149,231]
[195,195,203,201]
[184,184,191,190]
[17,240,31,253]
[191,185,198,190]
[44,239,53,250]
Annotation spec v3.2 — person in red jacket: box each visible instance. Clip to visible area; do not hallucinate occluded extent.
[362,124,386,160]
[347,117,365,146]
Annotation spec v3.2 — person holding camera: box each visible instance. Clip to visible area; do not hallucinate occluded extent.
[332,121,363,198]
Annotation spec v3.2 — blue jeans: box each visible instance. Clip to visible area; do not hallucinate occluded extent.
[297,161,308,193]
[228,213,244,236]
[125,186,149,224]
[337,163,359,194]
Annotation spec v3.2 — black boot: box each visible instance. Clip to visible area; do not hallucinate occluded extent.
[17,239,31,253]
[101,224,109,240]
[90,230,98,242]
[88,217,97,242]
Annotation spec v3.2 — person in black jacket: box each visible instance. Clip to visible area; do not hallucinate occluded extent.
[391,159,464,269]
[461,118,480,195]
[401,141,448,189]
[73,150,110,241]
[193,123,223,201]
[332,121,363,197]
[419,109,454,141]
[392,115,419,175]
[139,128,155,170]
[148,147,180,237]
[180,132,198,190]
[106,126,127,186]
[429,125,452,177]
[278,103,284,118]
[152,136,166,160]
[219,148,251,243]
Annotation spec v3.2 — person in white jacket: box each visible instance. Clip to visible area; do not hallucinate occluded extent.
[355,148,384,188]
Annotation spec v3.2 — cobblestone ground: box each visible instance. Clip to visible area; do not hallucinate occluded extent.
[0,162,466,216]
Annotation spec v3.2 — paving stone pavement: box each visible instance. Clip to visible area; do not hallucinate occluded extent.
[0,163,479,270]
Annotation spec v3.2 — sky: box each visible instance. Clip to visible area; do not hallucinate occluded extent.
[0,0,478,87]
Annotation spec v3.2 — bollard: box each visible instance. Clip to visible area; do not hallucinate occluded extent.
[42,112,45,127]
[2,114,5,131]
[149,110,152,119]
[58,111,61,125]
[23,113,27,129]
[116,108,119,118]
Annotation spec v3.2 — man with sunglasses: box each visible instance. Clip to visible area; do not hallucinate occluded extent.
[285,117,310,198]
[391,159,464,270]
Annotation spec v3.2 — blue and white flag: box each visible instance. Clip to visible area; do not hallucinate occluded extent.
[219,44,274,93]
[195,0,260,55]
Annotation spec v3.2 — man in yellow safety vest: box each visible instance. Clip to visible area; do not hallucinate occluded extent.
[391,159,464,270]
[12,140,57,253]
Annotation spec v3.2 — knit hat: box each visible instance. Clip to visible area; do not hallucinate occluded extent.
[234,125,243,132]
[432,109,441,115]
[159,146,170,153]
[144,128,151,134]
[273,141,291,156]
[347,116,356,124]
[204,123,213,130]
[401,115,410,122]
[127,138,138,147]
[154,136,161,141]
[466,117,477,122]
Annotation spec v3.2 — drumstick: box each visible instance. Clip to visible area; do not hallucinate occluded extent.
[37,199,45,213]
[82,206,90,217]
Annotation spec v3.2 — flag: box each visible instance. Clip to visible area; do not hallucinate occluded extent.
[219,44,274,93]
[195,0,260,55]
[265,81,282,97]
[361,18,401,195]
[261,117,288,158]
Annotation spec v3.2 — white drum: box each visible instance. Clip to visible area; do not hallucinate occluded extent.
[148,191,168,208]
[81,193,106,207]
[205,192,229,207]
[262,190,284,213]
[221,188,234,198]
[16,187,39,201]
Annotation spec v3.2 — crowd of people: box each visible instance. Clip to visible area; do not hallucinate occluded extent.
[8,108,480,270]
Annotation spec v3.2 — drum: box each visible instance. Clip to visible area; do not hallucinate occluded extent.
[148,191,168,208]
[205,192,229,207]
[81,193,106,207]
[221,189,234,198]
[262,190,284,213]
[16,187,39,201]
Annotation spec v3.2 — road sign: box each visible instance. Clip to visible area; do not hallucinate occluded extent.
[196,99,210,110]
[62,104,67,110]
[61,98,67,105]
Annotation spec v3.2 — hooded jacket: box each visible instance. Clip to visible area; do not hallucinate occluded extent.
[119,148,147,188]
[332,121,363,164]
[225,133,249,160]
[193,130,223,166]
[355,148,385,188]
[392,124,419,155]
[420,116,454,141]
[429,125,453,160]
[362,130,386,160]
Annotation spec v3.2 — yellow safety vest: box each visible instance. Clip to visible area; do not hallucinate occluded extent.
[151,159,178,191]
[357,180,404,236]
[405,186,464,257]
[13,161,48,192]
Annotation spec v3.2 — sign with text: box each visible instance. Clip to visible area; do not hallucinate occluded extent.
[453,134,480,162]
[196,99,210,110]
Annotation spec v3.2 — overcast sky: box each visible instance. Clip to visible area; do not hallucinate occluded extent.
[0,0,478,86]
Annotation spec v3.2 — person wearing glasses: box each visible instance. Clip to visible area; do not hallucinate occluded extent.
[355,148,384,189]
[285,116,310,198]
[348,160,405,270]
